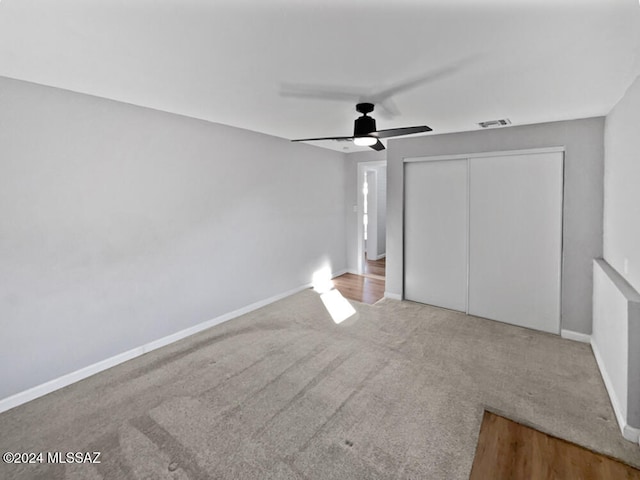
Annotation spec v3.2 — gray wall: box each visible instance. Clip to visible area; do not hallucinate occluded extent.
[387,118,605,334]
[0,77,347,400]
[604,75,640,293]
[344,150,386,272]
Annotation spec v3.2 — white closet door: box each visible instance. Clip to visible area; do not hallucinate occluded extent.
[468,152,563,333]
[404,160,468,311]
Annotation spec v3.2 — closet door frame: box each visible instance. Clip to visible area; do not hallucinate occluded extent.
[402,146,565,324]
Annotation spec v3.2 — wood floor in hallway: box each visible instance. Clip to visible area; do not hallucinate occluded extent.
[364,257,385,278]
[333,257,386,304]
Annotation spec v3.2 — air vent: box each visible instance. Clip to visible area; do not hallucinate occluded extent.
[478,119,511,128]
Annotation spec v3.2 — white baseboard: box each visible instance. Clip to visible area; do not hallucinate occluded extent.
[0,347,146,416]
[375,253,386,260]
[0,274,341,415]
[331,269,348,279]
[623,424,640,447]
[384,291,402,300]
[560,329,591,344]
[591,339,640,444]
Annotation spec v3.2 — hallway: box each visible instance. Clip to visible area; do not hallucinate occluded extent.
[333,258,385,304]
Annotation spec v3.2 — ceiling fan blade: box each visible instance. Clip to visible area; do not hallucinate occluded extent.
[371,126,432,139]
[369,55,477,104]
[371,68,457,103]
[280,83,363,102]
[369,140,385,151]
[374,98,401,119]
[291,135,354,142]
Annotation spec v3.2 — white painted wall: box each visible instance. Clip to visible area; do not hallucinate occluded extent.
[604,75,640,294]
[596,73,640,437]
[387,118,605,334]
[0,77,347,401]
[592,259,640,441]
[593,261,629,429]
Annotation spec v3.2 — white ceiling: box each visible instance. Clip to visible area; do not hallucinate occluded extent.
[1,0,639,152]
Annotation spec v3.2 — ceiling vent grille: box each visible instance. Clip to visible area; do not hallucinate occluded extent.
[478,118,511,128]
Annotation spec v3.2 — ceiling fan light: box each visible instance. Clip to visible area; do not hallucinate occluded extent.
[353,136,377,147]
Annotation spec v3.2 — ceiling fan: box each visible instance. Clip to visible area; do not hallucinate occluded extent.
[290,102,431,151]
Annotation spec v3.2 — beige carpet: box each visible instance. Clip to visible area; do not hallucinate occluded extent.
[1,289,639,479]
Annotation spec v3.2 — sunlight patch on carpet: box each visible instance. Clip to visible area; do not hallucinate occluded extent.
[320,289,356,324]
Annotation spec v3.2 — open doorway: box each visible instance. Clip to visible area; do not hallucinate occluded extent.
[333,160,387,305]
[357,161,387,279]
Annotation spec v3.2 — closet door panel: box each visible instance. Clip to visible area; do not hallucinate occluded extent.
[404,160,468,311]
[468,152,563,333]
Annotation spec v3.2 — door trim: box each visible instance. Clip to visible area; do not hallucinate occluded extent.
[357,160,386,275]
[403,146,565,164]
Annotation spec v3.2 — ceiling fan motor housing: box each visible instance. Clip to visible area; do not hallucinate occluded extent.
[354,114,376,137]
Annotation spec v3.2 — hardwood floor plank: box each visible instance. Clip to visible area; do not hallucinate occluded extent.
[332,273,385,305]
[332,257,385,304]
[470,411,640,480]
[364,257,386,277]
